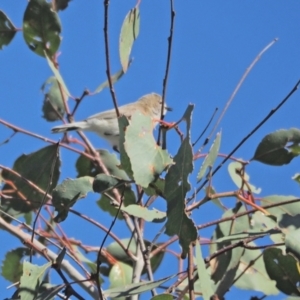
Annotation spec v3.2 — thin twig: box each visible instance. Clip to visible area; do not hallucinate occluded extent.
[0,214,99,298]
[0,131,17,146]
[71,89,90,116]
[192,107,218,148]
[157,0,175,144]
[103,0,119,116]
[195,38,278,157]
[194,78,300,196]
[0,118,94,160]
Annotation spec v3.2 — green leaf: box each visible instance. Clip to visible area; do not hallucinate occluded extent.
[252,128,300,165]
[106,238,165,275]
[286,228,300,262]
[195,240,214,299]
[124,112,173,188]
[119,115,134,178]
[1,145,60,221]
[197,132,221,182]
[97,185,136,219]
[108,261,132,299]
[53,0,72,11]
[228,161,261,194]
[143,178,165,197]
[234,242,279,295]
[0,10,17,49]
[204,186,226,211]
[93,66,128,94]
[93,174,128,194]
[263,248,300,296]
[45,53,71,97]
[260,195,300,220]
[1,248,30,283]
[120,204,166,222]
[151,295,174,300]
[164,105,197,258]
[41,76,66,121]
[76,149,128,179]
[16,261,52,299]
[103,274,176,298]
[210,203,249,298]
[23,0,61,57]
[119,7,140,73]
[52,176,94,222]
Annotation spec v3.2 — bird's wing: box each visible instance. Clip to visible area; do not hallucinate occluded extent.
[87,103,137,120]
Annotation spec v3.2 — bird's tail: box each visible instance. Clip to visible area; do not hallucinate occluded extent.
[51,121,88,133]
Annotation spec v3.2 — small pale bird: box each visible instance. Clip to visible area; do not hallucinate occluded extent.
[51,93,171,151]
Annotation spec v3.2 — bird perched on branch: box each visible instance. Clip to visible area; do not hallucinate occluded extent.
[51,93,171,151]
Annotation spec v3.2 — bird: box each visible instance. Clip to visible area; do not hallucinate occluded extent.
[51,93,171,151]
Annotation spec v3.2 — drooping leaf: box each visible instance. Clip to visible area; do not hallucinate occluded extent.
[0,10,17,49]
[197,132,221,182]
[120,204,166,222]
[203,186,226,210]
[119,7,140,73]
[1,248,30,283]
[23,0,61,57]
[1,145,60,221]
[195,240,214,299]
[228,161,261,194]
[263,248,300,296]
[52,176,94,222]
[41,76,66,121]
[93,66,129,94]
[16,261,52,299]
[164,105,197,258]
[252,128,300,166]
[45,53,71,97]
[124,112,173,188]
[103,274,176,298]
[210,203,249,298]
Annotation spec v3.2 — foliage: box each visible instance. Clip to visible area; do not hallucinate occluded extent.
[1,1,300,300]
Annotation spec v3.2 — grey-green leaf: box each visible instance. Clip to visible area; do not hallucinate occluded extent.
[197,132,221,182]
[119,7,140,73]
[52,176,94,222]
[252,128,300,165]
[23,0,61,57]
[0,10,17,49]
[164,105,197,258]
[41,76,66,121]
[124,112,173,188]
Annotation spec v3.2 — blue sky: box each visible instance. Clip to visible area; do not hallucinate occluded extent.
[1,1,300,299]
